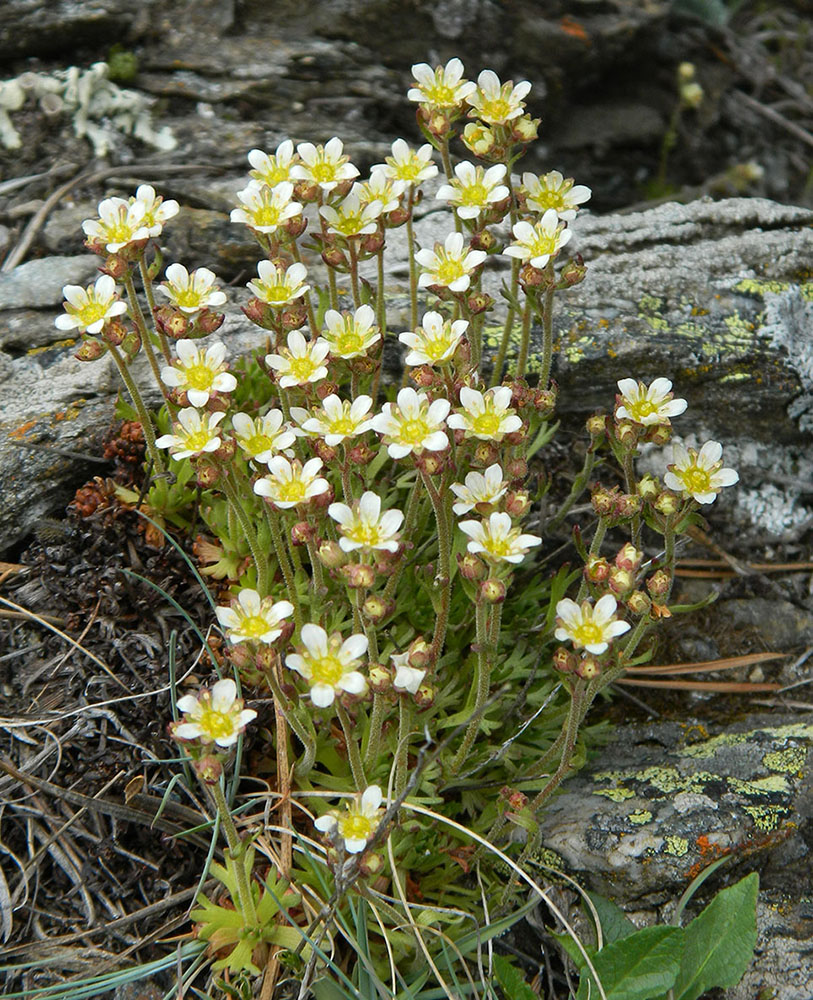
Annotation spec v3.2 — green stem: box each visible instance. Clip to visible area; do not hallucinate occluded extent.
[525,679,587,821]
[138,255,171,362]
[396,699,413,795]
[383,475,424,602]
[348,241,361,307]
[375,243,387,337]
[220,474,268,596]
[451,597,491,774]
[123,271,166,395]
[210,777,258,926]
[290,240,320,335]
[264,506,303,631]
[577,516,608,602]
[421,470,452,662]
[265,665,317,776]
[106,342,166,477]
[515,293,534,380]
[306,536,326,599]
[336,700,367,789]
[406,189,419,334]
[363,692,386,771]
[546,449,596,534]
[537,265,556,388]
[622,449,642,548]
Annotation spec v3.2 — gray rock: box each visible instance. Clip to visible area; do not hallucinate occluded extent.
[0,256,98,310]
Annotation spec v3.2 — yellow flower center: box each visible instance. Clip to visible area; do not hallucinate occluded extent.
[460,181,488,206]
[484,534,512,558]
[479,96,513,122]
[259,281,293,304]
[528,231,559,258]
[331,331,366,356]
[310,160,340,183]
[333,212,365,235]
[104,216,137,244]
[470,411,504,438]
[393,159,423,181]
[184,363,215,391]
[328,415,357,435]
[257,163,290,186]
[338,813,374,841]
[529,190,564,211]
[196,705,235,740]
[434,256,466,285]
[309,654,345,686]
[628,398,657,420]
[682,466,712,494]
[276,479,307,503]
[76,299,110,326]
[253,204,283,228]
[571,621,604,646]
[173,287,206,309]
[244,432,275,456]
[287,355,320,381]
[240,614,272,639]
[424,82,458,107]
[183,428,214,452]
[398,416,431,446]
[424,336,452,360]
[346,522,383,547]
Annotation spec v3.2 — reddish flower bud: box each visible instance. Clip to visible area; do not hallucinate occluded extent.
[615,420,639,447]
[242,297,276,330]
[504,422,528,446]
[195,461,221,488]
[627,590,651,616]
[576,654,602,680]
[312,438,338,464]
[614,493,642,519]
[316,380,340,401]
[103,253,131,280]
[519,263,547,288]
[591,486,617,517]
[457,552,486,580]
[309,483,334,510]
[473,441,500,467]
[121,330,141,360]
[615,543,643,573]
[479,578,507,604]
[552,646,577,673]
[559,255,587,287]
[609,566,635,597]
[280,301,308,330]
[413,682,436,709]
[318,540,347,568]
[505,457,528,482]
[340,562,376,589]
[410,364,437,388]
[283,215,308,239]
[533,388,556,417]
[193,755,223,784]
[647,569,671,597]
[584,555,610,583]
[467,291,493,314]
[346,441,376,466]
[361,231,385,254]
[504,490,530,517]
[291,520,315,545]
[322,246,348,269]
[586,413,607,438]
[293,180,320,203]
[155,305,190,338]
[212,437,236,462]
[654,491,680,516]
[75,338,106,361]
[195,309,226,336]
[408,636,433,669]
[363,596,394,624]
[386,206,410,227]
[101,319,128,346]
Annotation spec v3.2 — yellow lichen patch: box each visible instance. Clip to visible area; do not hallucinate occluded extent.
[727,774,789,797]
[638,294,669,332]
[719,372,752,383]
[627,809,653,825]
[763,747,807,774]
[743,804,789,832]
[735,278,791,296]
[26,338,77,356]
[594,786,635,802]
[664,836,689,857]
[681,722,813,759]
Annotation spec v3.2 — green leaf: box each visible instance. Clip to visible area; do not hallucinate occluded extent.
[493,954,537,1000]
[672,873,758,1000]
[575,925,684,1000]
[586,891,638,945]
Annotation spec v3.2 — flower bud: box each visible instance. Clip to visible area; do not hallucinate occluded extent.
[361,231,385,255]
[410,365,437,389]
[654,491,680,516]
[500,786,529,812]
[627,590,651,616]
[386,206,410,227]
[457,552,486,581]
[155,304,190,338]
[193,755,223,784]
[645,423,673,447]
[368,664,392,693]
[552,646,577,673]
[609,566,635,597]
[462,122,495,156]
[512,114,540,142]
[75,338,106,361]
[415,450,446,476]
[102,318,128,346]
[470,229,497,253]
[504,422,528,446]
[680,82,704,109]
[576,654,602,680]
[615,420,639,447]
[533,388,556,417]
[195,461,221,488]
[309,483,335,510]
[479,578,507,604]
[473,441,500,467]
[586,414,607,438]
[504,490,530,517]
[413,682,436,709]
[347,441,375,466]
[614,493,642,519]
[283,215,308,239]
[408,636,433,669]
[293,180,320,203]
[318,540,347,569]
[363,595,394,624]
[647,568,671,597]
[312,438,338,464]
[505,457,528,482]
[322,246,348,270]
[591,486,617,518]
[678,61,696,81]
[316,380,340,400]
[519,262,547,288]
[291,520,315,545]
[340,562,376,589]
[195,309,225,337]
[280,301,308,330]
[242,297,276,330]
[615,543,643,573]
[584,555,610,583]
[637,474,660,501]
[121,330,141,360]
[558,254,588,287]
[103,253,131,280]
[467,291,494,314]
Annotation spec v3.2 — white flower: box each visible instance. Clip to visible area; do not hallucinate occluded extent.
[295,394,375,446]
[291,137,359,193]
[155,408,224,460]
[371,387,450,460]
[664,441,739,504]
[371,138,438,187]
[465,69,531,125]
[321,305,381,360]
[554,594,631,655]
[416,231,487,293]
[247,139,299,187]
[450,463,507,515]
[254,456,330,509]
[247,260,310,307]
[329,491,404,553]
[615,378,688,426]
[174,678,256,748]
[55,274,127,334]
[358,171,405,213]
[160,340,237,407]
[230,180,302,234]
[82,196,149,252]
[503,210,572,269]
[436,161,509,220]
[521,170,591,221]
[408,58,477,109]
[399,310,467,367]
[265,329,330,388]
[314,785,383,853]
[459,511,541,565]
[286,624,368,708]
[232,409,296,463]
[391,651,425,694]
[131,184,179,236]
[215,589,294,644]
[447,386,522,442]
[319,186,382,238]
[157,263,227,315]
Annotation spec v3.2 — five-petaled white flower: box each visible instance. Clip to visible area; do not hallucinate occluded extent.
[448,386,522,442]
[232,409,296,463]
[371,139,438,187]
[247,139,299,187]
[55,274,127,334]
[328,491,404,553]
[291,137,359,193]
[82,196,149,252]
[314,785,384,853]
[248,260,310,307]
[390,651,426,694]
[320,186,382,238]
[664,441,739,504]
[174,678,256,748]
[554,594,631,655]
[465,69,531,125]
[459,511,541,564]
[521,170,591,221]
[215,588,294,645]
[265,329,330,388]
[408,58,477,110]
[399,310,468,367]
[358,171,405,214]
[436,161,509,220]
[230,181,302,234]
[254,456,330,509]
[156,408,224,460]
[160,340,237,407]
[503,210,572,269]
[293,394,375,446]
[416,231,487,293]
[450,463,507,515]
[286,624,368,708]
[157,263,227,315]
[131,184,179,236]
[371,387,450,459]
[615,378,688,426]
[321,305,381,360]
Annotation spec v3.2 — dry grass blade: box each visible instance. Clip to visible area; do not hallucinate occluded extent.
[625,651,787,675]
[617,678,782,692]
[0,856,14,943]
